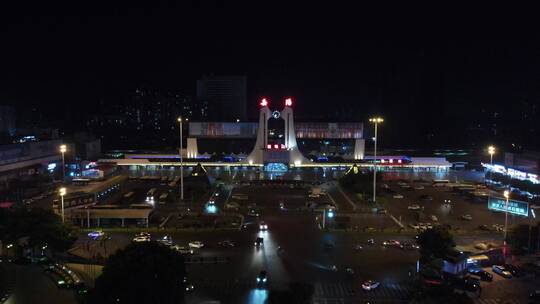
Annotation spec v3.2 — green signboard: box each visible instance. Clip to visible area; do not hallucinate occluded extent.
[488,197,529,217]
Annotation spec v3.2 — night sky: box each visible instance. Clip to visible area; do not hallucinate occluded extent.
[2,6,539,149]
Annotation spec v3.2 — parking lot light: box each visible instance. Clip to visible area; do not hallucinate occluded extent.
[503,190,510,246]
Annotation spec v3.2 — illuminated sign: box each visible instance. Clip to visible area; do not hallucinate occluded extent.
[488,197,529,217]
[482,163,539,184]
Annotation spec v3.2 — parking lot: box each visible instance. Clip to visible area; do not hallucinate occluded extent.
[378,180,536,234]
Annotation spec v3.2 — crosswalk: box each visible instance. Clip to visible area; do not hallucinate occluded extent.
[314,282,410,300]
[190,279,411,301]
[474,299,522,304]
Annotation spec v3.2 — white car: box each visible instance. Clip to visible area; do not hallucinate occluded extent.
[133,235,150,242]
[461,214,473,221]
[259,221,268,230]
[408,204,422,211]
[429,215,438,222]
[188,241,204,249]
[88,230,105,240]
[171,245,194,254]
[393,194,404,199]
[362,280,380,291]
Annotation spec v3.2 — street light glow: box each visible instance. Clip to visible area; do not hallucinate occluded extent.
[488,145,495,156]
[59,187,67,196]
[59,144,67,153]
[369,117,384,123]
[503,190,510,199]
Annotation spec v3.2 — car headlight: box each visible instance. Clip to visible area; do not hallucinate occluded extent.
[263,278,267,282]
[256,278,260,282]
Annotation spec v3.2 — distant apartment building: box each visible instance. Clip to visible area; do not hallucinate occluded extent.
[0,139,62,188]
[196,75,247,121]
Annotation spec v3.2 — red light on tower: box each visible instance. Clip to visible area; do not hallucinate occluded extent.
[285,97,293,107]
[274,144,279,149]
[260,98,268,107]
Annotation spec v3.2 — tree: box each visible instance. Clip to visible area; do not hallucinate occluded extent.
[338,168,382,196]
[416,226,455,262]
[507,223,539,254]
[89,242,186,304]
[0,207,77,255]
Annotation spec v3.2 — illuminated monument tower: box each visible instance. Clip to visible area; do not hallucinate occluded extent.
[246,98,311,166]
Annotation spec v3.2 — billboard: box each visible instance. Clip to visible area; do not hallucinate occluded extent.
[189,122,258,138]
[295,122,363,139]
[488,196,529,217]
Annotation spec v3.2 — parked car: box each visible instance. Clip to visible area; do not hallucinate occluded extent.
[419,195,433,201]
[492,265,512,278]
[468,268,493,281]
[504,264,524,277]
[429,215,438,222]
[218,240,236,247]
[408,204,422,211]
[461,214,473,221]
[452,277,480,293]
[393,194,404,199]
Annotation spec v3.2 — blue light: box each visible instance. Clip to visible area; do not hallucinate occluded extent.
[327,210,335,218]
[206,204,217,214]
[264,163,288,172]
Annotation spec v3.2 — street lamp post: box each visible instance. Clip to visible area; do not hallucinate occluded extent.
[369,117,384,203]
[177,117,188,201]
[59,144,67,180]
[488,146,495,184]
[59,187,67,223]
[503,190,510,245]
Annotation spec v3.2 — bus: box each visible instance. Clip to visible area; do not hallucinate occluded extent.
[159,193,169,204]
[432,180,450,187]
[146,188,157,202]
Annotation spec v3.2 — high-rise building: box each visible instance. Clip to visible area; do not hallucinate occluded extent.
[196,75,247,121]
[0,105,16,136]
